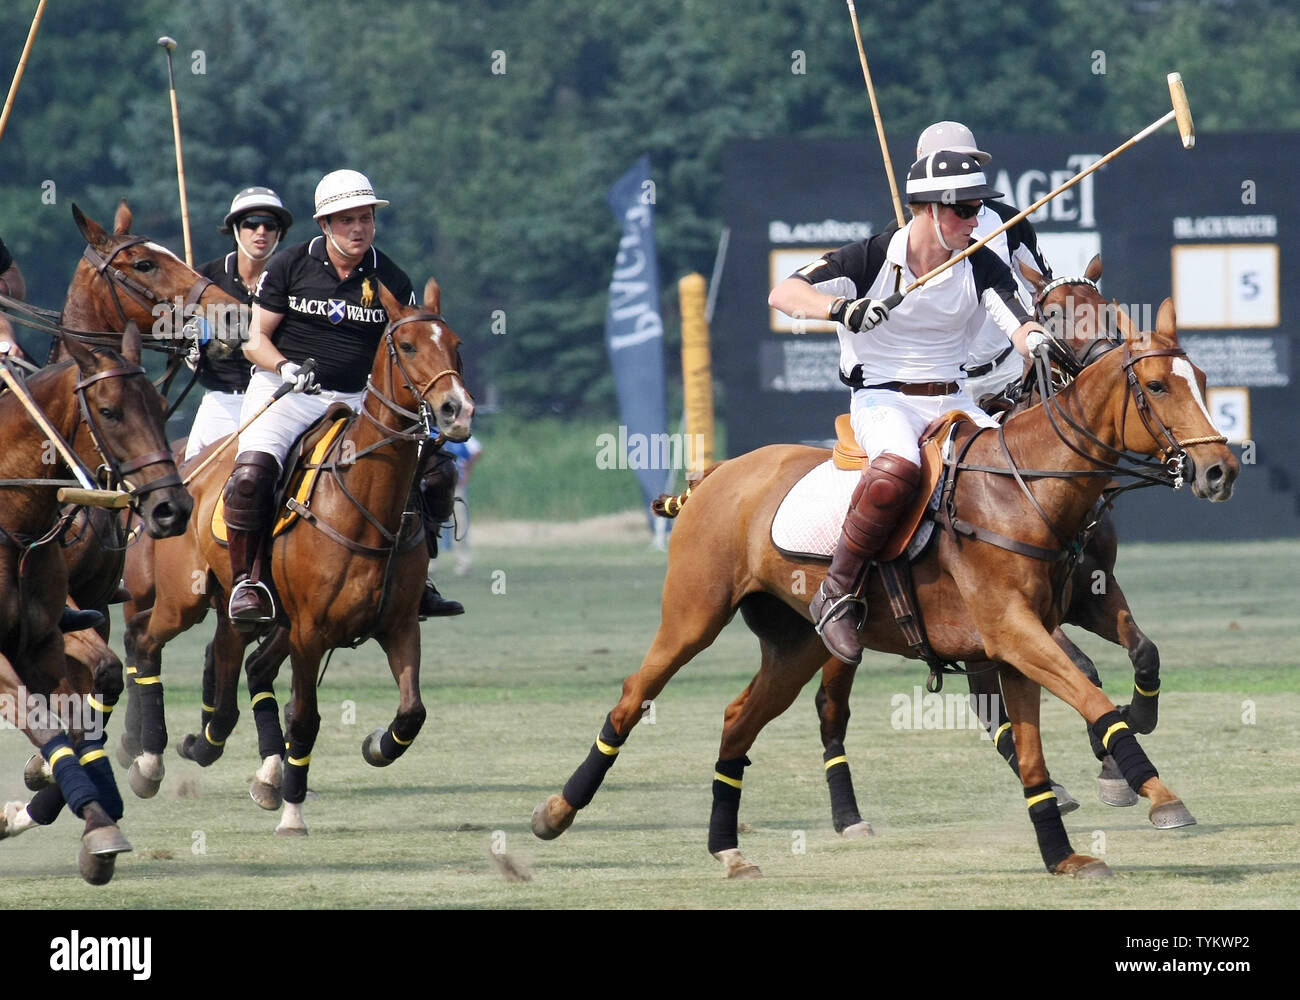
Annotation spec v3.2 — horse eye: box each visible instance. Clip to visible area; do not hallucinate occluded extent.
[399,341,416,355]
[98,406,122,421]
[133,260,156,273]
[1145,380,1165,394]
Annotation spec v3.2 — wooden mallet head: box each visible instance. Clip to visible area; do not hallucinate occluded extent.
[1167,72,1195,150]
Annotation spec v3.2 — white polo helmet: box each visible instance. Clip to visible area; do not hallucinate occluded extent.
[220,186,293,234]
[916,121,991,166]
[313,169,389,219]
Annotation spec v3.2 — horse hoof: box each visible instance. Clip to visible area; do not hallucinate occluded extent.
[274,823,308,837]
[23,753,52,791]
[839,820,875,838]
[1149,799,1196,829]
[712,848,762,879]
[1054,854,1114,879]
[530,795,575,840]
[1097,756,1139,807]
[250,780,283,811]
[78,847,117,886]
[127,759,162,799]
[177,734,199,762]
[1052,782,1081,815]
[361,728,392,767]
[115,739,135,770]
[82,822,132,858]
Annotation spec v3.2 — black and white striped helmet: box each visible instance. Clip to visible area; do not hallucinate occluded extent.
[905,150,1004,204]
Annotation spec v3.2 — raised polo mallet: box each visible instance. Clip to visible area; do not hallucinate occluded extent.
[158,35,194,267]
[882,72,1197,308]
[0,0,47,146]
[846,0,905,228]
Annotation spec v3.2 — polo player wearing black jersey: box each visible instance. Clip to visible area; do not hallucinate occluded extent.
[223,169,462,629]
[186,186,293,462]
[769,151,1054,666]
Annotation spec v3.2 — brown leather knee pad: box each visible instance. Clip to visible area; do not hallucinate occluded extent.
[223,451,280,531]
[841,453,922,559]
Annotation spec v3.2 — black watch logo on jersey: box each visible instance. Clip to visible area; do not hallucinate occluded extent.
[328,298,346,324]
[287,294,387,325]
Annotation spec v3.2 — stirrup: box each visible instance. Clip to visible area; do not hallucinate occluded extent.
[229,578,276,624]
[812,587,866,637]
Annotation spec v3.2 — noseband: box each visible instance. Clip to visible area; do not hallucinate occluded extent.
[368,311,469,440]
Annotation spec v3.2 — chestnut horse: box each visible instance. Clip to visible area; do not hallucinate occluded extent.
[122,280,472,835]
[533,299,1237,878]
[814,256,1167,837]
[0,204,241,840]
[0,325,191,883]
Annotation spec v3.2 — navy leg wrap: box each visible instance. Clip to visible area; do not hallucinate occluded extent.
[25,785,66,825]
[1025,781,1073,872]
[1091,710,1158,793]
[249,686,284,761]
[561,714,626,810]
[707,755,750,855]
[823,742,863,833]
[42,734,98,819]
[78,738,123,821]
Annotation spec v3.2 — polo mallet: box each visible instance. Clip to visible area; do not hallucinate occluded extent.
[158,36,194,267]
[0,0,47,146]
[846,0,905,228]
[181,359,316,487]
[881,72,1196,310]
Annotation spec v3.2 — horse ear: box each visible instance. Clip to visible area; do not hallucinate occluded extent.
[376,280,405,320]
[121,320,142,365]
[423,277,442,314]
[113,199,133,235]
[73,203,107,247]
[59,332,97,376]
[1017,260,1045,291]
[1084,254,1103,282]
[1156,298,1177,342]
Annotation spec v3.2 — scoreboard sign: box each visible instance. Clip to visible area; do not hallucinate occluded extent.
[717,133,1299,540]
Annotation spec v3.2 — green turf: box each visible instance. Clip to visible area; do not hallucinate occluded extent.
[0,537,1296,909]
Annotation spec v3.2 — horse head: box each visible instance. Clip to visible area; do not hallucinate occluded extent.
[1109,298,1237,502]
[58,329,194,537]
[1020,254,1116,366]
[65,201,243,350]
[376,278,474,443]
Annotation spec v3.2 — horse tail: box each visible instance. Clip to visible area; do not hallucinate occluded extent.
[652,462,723,519]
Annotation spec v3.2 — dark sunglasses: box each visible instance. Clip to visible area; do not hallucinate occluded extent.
[239,215,281,232]
[946,201,982,220]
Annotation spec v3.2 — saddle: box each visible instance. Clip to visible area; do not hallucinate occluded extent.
[831,411,975,561]
[210,404,353,546]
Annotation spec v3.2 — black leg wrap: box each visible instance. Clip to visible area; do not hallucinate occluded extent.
[1091,710,1158,793]
[26,785,67,826]
[201,642,217,730]
[134,660,167,755]
[992,721,1019,773]
[78,738,124,821]
[187,718,232,767]
[1025,781,1073,872]
[282,738,312,806]
[707,755,750,854]
[378,723,419,762]
[561,714,626,811]
[1126,685,1160,736]
[249,686,284,761]
[823,742,863,833]
[120,667,142,756]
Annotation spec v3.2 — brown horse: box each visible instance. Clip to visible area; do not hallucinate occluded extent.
[0,325,191,883]
[532,298,1237,878]
[122,279,472,835]
[815,256,1167,837]
[0,204,241,839]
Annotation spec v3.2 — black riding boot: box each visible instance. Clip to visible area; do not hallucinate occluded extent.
[417,442,463,618]
[224,452,279,631]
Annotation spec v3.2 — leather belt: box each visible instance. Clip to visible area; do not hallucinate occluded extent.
[864,380,960,397]
[961,343,1016,379]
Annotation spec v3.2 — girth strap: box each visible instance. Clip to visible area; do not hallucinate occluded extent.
[877,559,963,693]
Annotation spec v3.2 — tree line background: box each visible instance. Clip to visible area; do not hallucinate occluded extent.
[1,0,1296,423]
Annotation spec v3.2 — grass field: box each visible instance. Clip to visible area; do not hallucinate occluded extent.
[1,534,1297,914]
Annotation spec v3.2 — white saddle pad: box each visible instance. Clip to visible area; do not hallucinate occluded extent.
[771,453,947,562]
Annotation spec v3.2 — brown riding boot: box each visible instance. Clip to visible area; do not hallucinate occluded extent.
[810,453,922,665]
[224,452,279,630]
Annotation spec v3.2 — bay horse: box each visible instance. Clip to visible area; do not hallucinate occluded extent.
[0,324,192,883]
[814,256,1167,837]
[532,298,1237,878]
[122,279,472,835]
[0,203,241,839]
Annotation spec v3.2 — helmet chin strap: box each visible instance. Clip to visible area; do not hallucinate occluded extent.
[235,228,280,263]
[930,204,956,253]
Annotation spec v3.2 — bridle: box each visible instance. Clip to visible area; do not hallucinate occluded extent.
[362,311,469,447]
[79,235,212,347]
[71,358,183,506]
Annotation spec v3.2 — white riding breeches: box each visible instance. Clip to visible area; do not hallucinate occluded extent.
[236,370,365,469]
[849,386,999,466]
